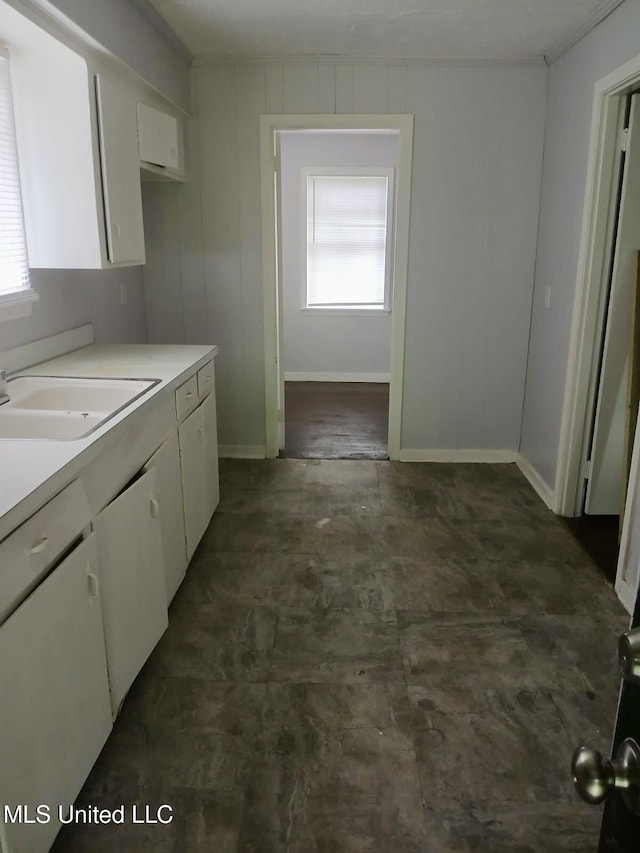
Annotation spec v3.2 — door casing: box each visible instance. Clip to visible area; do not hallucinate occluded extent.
[259,114,414,460]
[557,53,640,519]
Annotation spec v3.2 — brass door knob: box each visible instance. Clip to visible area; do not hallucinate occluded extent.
[572,739,640,815]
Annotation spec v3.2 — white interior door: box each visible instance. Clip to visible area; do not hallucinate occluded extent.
[587,94,640,515]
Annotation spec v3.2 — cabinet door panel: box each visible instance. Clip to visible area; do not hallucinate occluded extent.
[144,432,188,604]
[95,74,145,264]
[0,534,112,853]
[93,469,168,714]
[202,390,220,518]
[179,406,208,559]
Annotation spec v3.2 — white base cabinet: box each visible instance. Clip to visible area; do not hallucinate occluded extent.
[179,403,209,560]
[93,469,168,715]
[143,431,188,604]
[203,388,220,515]
[0,535,112,853]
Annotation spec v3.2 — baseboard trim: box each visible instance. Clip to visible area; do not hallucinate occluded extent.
[615,577,636,617]
[515,453,555,511]
[284,372,391,383]
[218,445,267,459]
[398,449,519,463]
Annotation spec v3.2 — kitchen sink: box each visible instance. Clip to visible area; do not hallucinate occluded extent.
[0,376,160,440]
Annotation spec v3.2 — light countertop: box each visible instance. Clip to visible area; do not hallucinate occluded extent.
[0,343,218,542]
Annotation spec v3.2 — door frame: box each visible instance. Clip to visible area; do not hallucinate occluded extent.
[259,113,414,460]
[556,53,640,517]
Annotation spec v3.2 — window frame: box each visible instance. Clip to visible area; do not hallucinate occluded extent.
[0,46,37,322]
[300,165,395,315]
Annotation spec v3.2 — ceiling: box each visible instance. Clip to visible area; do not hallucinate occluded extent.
[146,0,625,63]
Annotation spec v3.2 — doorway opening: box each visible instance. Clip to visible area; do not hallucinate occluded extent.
[557,54,640,611]
[259,115,414,462]
[277,129,397,459]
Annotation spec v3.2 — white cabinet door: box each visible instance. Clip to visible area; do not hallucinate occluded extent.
[178,404,209,560]
[143,432,188,604]
[137,102,182,171]
[0,534,112,853]
[202,389,220,517]
[93,469,168,715]
[95,74,145,265]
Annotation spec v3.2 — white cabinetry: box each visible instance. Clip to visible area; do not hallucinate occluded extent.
[143,432,187,604]
[203,384,220,514]
[0,535,112,853]
[179,403,209,560]
[93,469,168,714]
[137,101,182,172]
[95,74,145,265]
[178,365,220,560]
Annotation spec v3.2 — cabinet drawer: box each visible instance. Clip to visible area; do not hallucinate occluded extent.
[0,480,91,625]
[197,361,215,398]
[175,375,198,421]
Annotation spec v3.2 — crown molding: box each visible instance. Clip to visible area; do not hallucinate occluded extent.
[192,53,547,69]
[545,0,626,64]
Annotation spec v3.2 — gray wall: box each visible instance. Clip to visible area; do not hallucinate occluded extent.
[0,268,146,351]
[520,0,640,492]
[0,0,191,355]
[144,61,547,453]
[279,130,396,377]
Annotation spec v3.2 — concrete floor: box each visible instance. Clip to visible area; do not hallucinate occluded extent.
[54,460,628,852]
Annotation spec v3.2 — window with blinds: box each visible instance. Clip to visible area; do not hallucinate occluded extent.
[304,168,393,310]
[0,50,33,308]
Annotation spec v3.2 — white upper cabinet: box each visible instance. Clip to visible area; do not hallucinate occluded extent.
[1,2,185,269]
[137,101,183,173]
[96,74,145,265]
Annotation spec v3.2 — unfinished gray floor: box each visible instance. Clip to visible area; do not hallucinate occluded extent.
[53,460,628,852]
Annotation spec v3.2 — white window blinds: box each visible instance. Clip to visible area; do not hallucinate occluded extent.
[0,53,30,298]
[306,173,390,309]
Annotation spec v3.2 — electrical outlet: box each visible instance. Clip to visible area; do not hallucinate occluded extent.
[120,281,128,305]
[544,286,552,309]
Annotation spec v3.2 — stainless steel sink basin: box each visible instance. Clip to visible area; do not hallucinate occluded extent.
[0,376,160,440]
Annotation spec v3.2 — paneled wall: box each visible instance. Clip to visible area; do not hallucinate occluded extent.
[143,61,547,454]
[0,267,147,351]
[521,0,640,494]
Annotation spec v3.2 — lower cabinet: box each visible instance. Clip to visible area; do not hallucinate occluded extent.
[0,534,112,853]
[179,395,219,560]
[202,389,220,515]
[93,468,168,715]
[143,431,188,604]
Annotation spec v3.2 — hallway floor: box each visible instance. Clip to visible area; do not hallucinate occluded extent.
[282,381,389,459]
[54,460,628,852]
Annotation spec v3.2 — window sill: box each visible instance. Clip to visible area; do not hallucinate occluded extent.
[0,289,39,322]
[300,307,391,318]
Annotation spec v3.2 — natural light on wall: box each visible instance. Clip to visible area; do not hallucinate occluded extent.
[0,48,36,321]
[304,168,393,311]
